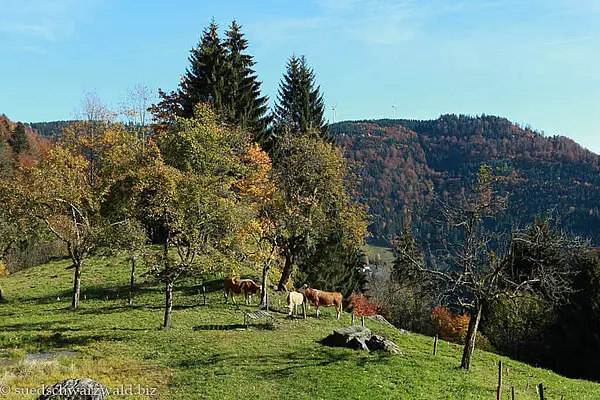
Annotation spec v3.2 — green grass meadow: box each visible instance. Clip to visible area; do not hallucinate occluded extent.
[1,255,599,399]
[363,244,395,267]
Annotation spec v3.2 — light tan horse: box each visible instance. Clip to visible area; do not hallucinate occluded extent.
[286,291,304,316]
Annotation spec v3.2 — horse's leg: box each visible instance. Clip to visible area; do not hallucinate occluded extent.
[316,305,320,318]
[295,303,298,315]
[224,290,228,304]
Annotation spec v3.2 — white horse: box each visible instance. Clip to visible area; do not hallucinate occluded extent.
[286,291,304,316]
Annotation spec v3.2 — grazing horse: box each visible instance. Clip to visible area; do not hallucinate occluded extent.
[303,287,343,319]
[240,279,262,305]
[224,276,244,304]
[286,291,304,316]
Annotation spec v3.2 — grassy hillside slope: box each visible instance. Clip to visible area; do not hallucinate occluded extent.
[1,256,599,399]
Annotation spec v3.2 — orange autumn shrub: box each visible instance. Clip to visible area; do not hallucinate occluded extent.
[431,306,470,344]
[348,293,379,317]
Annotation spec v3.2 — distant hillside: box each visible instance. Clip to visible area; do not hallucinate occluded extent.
[334,114,600,244]
[28,120,72,137]
[0,114,48,174]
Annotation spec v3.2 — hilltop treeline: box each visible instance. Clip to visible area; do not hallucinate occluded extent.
[337,114,600,243]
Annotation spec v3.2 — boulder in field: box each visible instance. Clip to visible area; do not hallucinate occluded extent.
[321,325,372,351]
[367,334,403,355]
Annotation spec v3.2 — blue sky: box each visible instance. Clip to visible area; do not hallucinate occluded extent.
[1,0,599,153]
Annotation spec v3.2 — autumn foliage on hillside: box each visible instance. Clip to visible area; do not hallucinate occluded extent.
[336,114,600,243]
[0,114,50,172]
[431,306,470,344]
[348,293,379,317]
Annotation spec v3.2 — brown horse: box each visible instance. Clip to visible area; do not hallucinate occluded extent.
[240,279,262,304]
[303,287,343,319]
[224,276,243,304]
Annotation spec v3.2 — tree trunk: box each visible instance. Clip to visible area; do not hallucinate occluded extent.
[260,264,270,307]
[0,285,5,302]
[129,255,137,306]
[460,302,483,370]
[277,252,293,291]
[71,259,82,310]
[163,235,169,258]
[163,280,174,328]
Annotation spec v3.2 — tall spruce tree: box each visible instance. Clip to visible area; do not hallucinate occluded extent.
[179,20,269,139]
[223,20,270,135]
[180,21,227,118]
[272,55,329,143]
[8,123,30,155]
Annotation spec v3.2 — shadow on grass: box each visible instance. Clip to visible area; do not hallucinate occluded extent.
[177,347,391,378]
[77,303,202,317]
[0,321,83,332]
[0,310,16,318]
[26,284,161,304]
[178,353,240,369]
[193,322,276,331]
[193,324,247,331]
[262,348,393,379]
[26,281,219,306]
[178,278,224,295]
[2,330,124,354]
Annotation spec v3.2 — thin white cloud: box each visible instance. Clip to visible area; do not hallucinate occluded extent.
[252,0,514,48]
[0,0,102,42]
[547,0,600,15]
[316,0,418,45]
[6,44,50,55]
[463,35,596,59]
[246,0,420,49]
[543,36,595,46]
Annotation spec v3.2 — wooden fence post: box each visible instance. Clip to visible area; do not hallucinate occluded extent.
[511,386,515,400]
[433,335,438,356]
[361,316,365,327]
[538,383,544,400]
[497,360,503,400]
[351,313,355,325]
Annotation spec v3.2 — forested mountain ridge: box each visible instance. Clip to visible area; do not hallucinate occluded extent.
[28,120,72,137]
[334,114,600,243]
